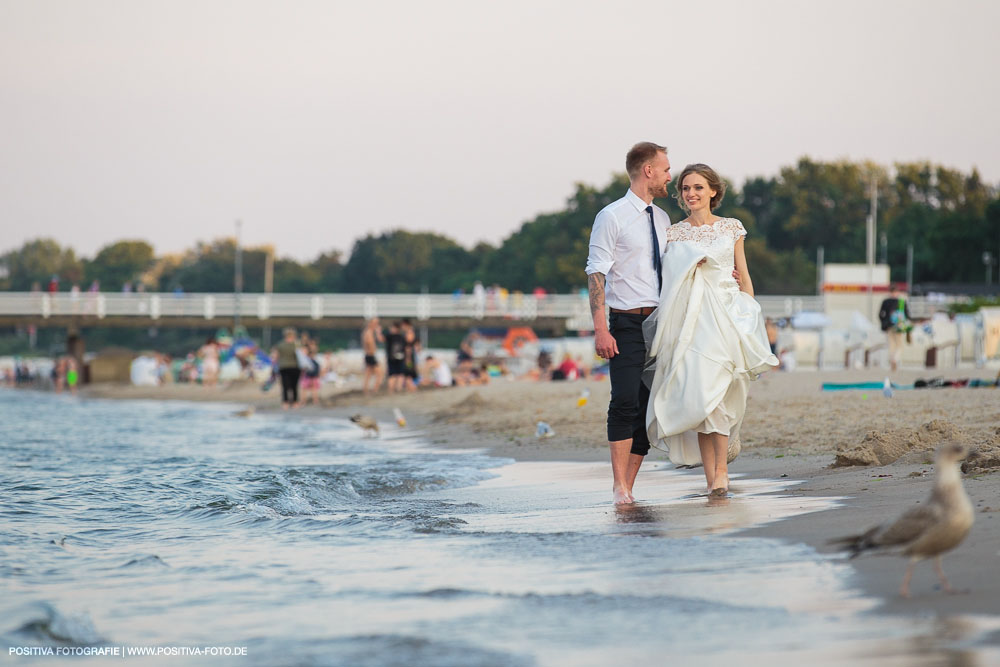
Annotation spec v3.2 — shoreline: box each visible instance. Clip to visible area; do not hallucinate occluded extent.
[77,370,1000,633]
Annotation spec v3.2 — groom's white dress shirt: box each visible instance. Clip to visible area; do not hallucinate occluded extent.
[585,189,670,310]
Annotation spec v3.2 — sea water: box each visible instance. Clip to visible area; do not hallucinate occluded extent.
[0,389,996,666]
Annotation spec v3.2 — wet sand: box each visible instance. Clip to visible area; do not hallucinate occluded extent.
[81,369,1000,633]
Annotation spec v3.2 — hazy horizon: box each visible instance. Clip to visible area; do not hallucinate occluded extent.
[3,0,998,261]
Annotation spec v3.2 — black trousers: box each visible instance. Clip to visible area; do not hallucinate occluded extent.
[280,367,301,404]
[606,312,651,456]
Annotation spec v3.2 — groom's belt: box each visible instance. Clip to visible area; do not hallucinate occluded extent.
[609,306,655,316]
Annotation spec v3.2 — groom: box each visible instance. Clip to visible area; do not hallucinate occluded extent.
[586,142,671,504]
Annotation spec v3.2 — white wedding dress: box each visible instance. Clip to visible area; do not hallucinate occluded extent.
[644,218,779,465]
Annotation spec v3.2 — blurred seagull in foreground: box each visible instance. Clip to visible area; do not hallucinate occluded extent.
[829,442,974,598]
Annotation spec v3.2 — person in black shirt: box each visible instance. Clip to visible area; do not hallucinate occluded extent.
[385,321,406,393]
[401,318,419,392]
[878,288,912,372]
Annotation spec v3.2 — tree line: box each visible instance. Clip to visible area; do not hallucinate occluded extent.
[3,158,998,296]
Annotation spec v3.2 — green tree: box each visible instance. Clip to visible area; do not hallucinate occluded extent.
[885,163,997,284]
[340,231,478,293]
[157,239,267,293]
[311,250,345,292]
[273,258,319,292]
[772,159,887,263]
[1,238,83,290]
[739,176,783,243]
[85,240,155,290]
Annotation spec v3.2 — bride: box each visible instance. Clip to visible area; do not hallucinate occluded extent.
[644,163,778,495]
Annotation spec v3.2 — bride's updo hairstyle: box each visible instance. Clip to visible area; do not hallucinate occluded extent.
[674,163,726,212]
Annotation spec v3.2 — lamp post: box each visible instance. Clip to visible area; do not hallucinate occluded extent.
[983,251,993,287]
[816,245,824,296]
[866,175,877,320]
[263,245,274,348]
[906,244,914,293]
[234,219,243,331]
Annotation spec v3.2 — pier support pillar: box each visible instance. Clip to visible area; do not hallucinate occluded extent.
[66,327,87,384]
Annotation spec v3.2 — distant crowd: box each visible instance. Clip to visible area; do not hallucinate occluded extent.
[357,318,510,397]
[2,318,606,405]
[0,356,79,394]
[357,318,604,398]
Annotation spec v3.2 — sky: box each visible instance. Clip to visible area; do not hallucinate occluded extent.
[2,0,998,262]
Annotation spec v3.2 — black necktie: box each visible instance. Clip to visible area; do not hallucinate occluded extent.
[646,206,662,293]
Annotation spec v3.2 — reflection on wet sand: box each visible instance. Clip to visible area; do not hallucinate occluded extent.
[614,493,731,528]
[705,493,731,509]
[603,472,838,540]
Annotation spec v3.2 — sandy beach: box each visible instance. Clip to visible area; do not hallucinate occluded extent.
[81,368,1000,635]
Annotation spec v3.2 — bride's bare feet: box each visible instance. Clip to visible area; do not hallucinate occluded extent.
[711,471,729,496]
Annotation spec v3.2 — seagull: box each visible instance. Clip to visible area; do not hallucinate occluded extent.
[350,414,380,438]
[829,442,974,598]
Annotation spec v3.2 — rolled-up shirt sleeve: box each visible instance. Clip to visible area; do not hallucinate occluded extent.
[585,210,616,276]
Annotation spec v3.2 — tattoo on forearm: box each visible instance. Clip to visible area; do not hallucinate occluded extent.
[588,273,606,317]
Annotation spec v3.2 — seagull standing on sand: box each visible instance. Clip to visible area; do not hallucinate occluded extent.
[830,442,974,598]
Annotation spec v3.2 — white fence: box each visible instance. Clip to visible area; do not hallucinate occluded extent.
[0,292,588,322]
[0,291,960,325]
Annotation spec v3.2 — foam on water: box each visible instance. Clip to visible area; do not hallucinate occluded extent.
[4,602,106,647]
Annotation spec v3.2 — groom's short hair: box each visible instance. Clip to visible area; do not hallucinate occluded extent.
[626,142,667,179]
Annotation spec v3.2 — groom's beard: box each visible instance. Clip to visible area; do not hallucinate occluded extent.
[651,182,670,199]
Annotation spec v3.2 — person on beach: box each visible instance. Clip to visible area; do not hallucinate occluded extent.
[299,340,322,405]
[401,319,419,392]
[644,163,778,496]
[272,327,302,409]
[586,141,672,505]
[53,356,66,393]
[361,318,385,396]
[65,356,79,394]
[420,354,454,387]
[199,338,220,387]
[879,287,912,372]
[385,321,406,393]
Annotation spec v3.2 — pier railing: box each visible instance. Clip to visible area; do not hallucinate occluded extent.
[0,291,957,327]
[0,292,587,322]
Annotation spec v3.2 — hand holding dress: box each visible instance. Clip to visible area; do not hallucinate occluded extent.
[644,218,779,465]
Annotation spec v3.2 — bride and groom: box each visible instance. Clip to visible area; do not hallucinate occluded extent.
[586,142,778,505]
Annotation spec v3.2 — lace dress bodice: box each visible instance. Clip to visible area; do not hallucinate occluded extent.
[664,218,747,292]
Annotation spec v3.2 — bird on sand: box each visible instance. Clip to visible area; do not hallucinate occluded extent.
[350,414,380,438]
[233,406,255,418]
[829,442,974,598]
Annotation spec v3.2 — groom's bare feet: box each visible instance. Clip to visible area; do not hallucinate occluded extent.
[613,486,633,505]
